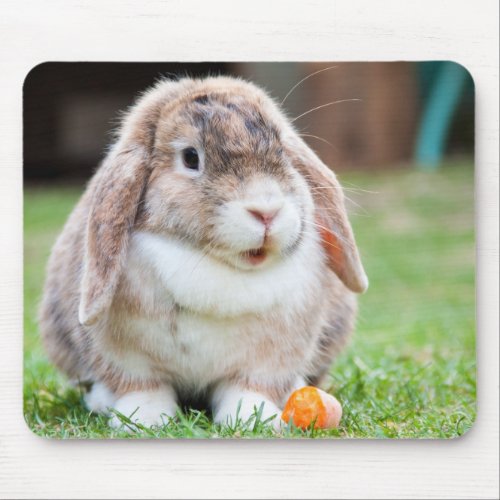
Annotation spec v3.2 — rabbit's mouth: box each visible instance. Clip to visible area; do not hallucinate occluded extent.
[241,247,267,266]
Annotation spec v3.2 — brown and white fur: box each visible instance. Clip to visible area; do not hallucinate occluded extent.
[39,76,368,430]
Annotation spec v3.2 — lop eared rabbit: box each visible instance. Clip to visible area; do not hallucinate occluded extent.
[40,76,368,430]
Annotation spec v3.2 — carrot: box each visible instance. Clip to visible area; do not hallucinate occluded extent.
[282,386,342,429]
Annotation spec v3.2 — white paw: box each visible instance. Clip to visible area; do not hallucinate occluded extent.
[109,387,178,430]
[213,386,282,431]
[84,382,116,415]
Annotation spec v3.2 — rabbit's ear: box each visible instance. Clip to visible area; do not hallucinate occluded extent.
[285,135,368,293]
[78,146,151,326]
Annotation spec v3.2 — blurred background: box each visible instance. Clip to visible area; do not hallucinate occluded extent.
[24,62,473,180]
[24,62,476,438]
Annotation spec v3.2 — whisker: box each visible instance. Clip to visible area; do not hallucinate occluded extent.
[300,228,342,251]
[342,195,368,214]
[163,232,214,282]
[299,133,337,151]
[307,220,351,247]
[311,194,370,215]
[281,65,338,105]
[344,187,379,195]
[291,98,362,123]
[341,180,380,194]
[341,210,372,218]
[184,240,218,280]
[301,173,369,199]
[310,185,354,192]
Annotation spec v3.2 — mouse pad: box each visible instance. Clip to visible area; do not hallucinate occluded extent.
[23,62,475,439]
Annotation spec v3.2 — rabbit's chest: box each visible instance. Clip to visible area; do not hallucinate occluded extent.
[124,308,289,385]
[114,229,325,383]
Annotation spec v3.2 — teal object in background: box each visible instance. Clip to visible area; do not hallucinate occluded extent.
[415,62,471,170]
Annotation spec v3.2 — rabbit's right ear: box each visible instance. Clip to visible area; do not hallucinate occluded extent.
[78,146,151,326]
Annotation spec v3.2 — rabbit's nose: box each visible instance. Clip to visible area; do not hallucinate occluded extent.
[246,206,281,228]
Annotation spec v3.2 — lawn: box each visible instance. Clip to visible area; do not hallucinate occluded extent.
[23,162,476,439]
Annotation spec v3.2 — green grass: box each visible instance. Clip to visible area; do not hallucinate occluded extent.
[23,162,476,439]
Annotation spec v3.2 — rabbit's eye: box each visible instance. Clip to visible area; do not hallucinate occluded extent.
[182,147,199,170]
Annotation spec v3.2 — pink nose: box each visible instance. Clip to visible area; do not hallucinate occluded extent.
[247,208,279,228]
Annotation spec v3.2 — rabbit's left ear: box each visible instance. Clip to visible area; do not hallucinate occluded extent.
[78,146,151,326]
[285,135,368,293]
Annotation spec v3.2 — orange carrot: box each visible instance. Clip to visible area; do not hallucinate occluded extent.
[282,386,342,429]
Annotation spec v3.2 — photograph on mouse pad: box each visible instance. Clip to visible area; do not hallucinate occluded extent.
[23,62,475,439]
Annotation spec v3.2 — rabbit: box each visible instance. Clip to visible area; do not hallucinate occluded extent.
[39,75,368,430]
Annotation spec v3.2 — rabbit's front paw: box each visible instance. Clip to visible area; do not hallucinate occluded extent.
[109,387,178,430]
[84,382,116,415]
[213,385,282,431]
